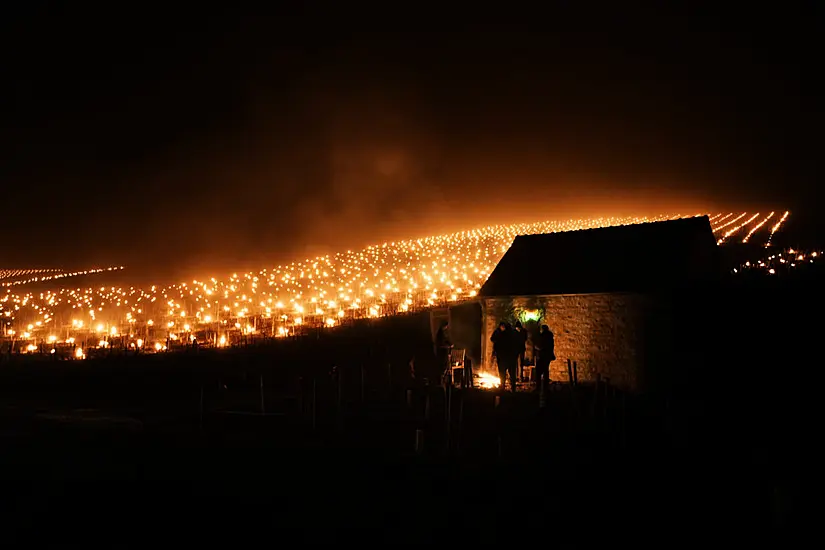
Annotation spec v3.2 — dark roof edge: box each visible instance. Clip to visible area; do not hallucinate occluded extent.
[448,297,483,307]
[510,215,710,240]
[480,291,648,301]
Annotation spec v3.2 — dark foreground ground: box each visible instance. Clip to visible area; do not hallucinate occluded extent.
[0,367,811,544]
[0,438,775,544]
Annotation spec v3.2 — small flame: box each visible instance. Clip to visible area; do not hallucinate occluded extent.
[476,371,501,389]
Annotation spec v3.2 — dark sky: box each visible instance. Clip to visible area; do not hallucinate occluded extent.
[2,5,821,279]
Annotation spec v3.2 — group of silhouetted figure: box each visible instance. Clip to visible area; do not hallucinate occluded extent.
[491,321,555,393]
[434,319,556,393]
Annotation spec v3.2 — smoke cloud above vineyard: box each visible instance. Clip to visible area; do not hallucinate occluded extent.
[2,12,820,278]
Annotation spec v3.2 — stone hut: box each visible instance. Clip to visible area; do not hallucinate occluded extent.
[478,216,719,392]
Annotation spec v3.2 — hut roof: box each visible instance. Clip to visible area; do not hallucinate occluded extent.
[478,216,719,297]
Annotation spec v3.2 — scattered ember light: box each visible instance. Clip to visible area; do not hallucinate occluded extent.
[734,248,821,274]
[718,212,760,244]
[742,212,774,243]
[1,266,124,288]
[765,211,790,248]
[712,212,747,234]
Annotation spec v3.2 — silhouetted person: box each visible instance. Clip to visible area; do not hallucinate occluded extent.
[514,320,528,379]
[491,322,518,393]
[490,321,507,362]
[534,325,555,393]
[435,322,452,382]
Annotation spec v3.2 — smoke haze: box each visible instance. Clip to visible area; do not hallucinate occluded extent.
[1,8,820,280]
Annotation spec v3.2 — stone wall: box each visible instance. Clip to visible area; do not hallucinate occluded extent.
[481,293,653,391]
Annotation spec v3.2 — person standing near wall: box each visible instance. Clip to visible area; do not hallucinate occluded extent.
[534,324,555,393]
[491,322,518,393]
[514,320,528,380]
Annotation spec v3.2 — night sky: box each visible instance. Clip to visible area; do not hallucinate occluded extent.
[2,5,821,280]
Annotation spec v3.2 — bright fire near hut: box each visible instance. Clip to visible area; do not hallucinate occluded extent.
[0,211,812,356]
[475,372,502,389]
